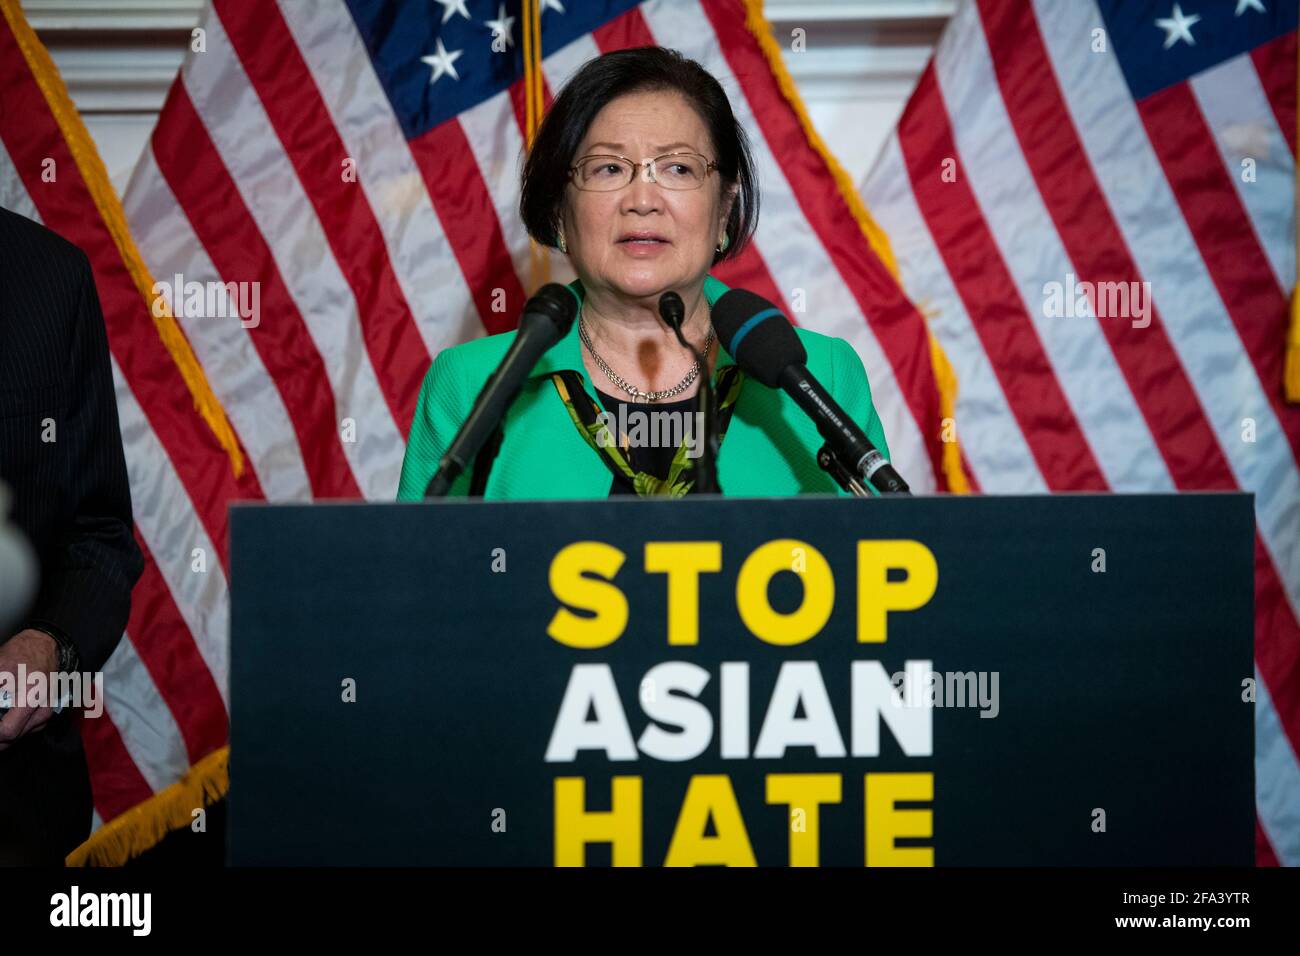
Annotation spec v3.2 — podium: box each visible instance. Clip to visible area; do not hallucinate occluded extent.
[228,493,1254,866]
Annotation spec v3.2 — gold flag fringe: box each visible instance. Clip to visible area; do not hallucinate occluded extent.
[66,747,229,867]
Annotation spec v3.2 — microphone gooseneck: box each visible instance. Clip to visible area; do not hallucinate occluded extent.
[657,291,720,494]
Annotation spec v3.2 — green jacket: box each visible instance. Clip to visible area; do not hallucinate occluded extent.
[396,274,890,500]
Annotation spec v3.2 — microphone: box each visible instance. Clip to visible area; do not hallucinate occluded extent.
[711,289,910,495]
[425,283,578,497]
[657,291,720,494]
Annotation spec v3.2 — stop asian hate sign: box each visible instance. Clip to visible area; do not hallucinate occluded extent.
[543,538,940,867]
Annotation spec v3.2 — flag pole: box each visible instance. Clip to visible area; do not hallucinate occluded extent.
[523,0,550,295]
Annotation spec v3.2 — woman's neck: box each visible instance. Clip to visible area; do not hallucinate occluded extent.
[580,285,716,400]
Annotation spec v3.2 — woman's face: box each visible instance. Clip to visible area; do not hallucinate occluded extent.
[560,89,735,302]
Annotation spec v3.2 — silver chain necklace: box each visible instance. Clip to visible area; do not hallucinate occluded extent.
[579,307,716,403]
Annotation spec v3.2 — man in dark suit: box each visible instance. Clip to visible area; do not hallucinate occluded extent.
[0,206,143,864]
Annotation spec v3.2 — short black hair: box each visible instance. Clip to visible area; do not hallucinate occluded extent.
[519,46,759,264]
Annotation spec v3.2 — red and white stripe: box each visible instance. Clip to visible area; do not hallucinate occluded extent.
[862,0,1300,865]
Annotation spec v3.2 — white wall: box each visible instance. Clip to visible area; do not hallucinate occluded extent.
[26,0,951,194]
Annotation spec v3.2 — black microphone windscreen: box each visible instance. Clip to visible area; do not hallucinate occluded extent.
[658,291,685,331]
[710,289,806,388]
[521,282,579,341]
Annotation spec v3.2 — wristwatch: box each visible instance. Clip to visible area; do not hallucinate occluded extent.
[29,623,79,674]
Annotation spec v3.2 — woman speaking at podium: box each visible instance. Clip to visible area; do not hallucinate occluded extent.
[397,46,890,500]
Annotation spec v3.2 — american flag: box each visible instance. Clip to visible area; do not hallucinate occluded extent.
[861,0,1299,865]
[0,0,244,861]
[4,0,957,861]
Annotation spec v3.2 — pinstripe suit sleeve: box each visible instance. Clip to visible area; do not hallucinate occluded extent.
[1,212,143,673]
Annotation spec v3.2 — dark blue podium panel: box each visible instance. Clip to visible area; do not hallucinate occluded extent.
[229,494,1253,866]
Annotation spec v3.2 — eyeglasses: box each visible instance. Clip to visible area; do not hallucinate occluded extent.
[568,152,719,192]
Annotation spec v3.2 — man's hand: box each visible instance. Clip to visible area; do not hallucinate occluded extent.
[0,628,59,751]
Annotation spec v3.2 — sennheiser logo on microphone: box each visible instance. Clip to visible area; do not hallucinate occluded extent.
[800,380,845,429]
